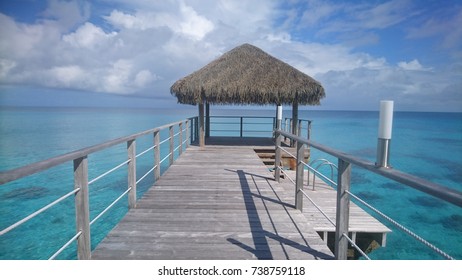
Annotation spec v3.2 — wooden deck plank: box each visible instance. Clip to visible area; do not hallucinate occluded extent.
[93,143,334,260]
[92,138,390,260]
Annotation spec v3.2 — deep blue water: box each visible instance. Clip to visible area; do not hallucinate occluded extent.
[0,107,461,260]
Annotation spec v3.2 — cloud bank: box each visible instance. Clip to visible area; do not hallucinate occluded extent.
[0,0,461,111]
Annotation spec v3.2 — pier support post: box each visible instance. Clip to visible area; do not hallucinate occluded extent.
[335,159,351,260]
[73,156,91,260]
[295,141,305,211]
[127,139,136,209]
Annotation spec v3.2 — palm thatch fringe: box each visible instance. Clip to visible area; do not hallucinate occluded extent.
[170,43,325,105]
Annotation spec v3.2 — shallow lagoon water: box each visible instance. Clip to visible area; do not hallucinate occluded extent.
[0,107,460,259]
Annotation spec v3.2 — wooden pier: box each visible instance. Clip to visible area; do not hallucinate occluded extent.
[92,137,390,260]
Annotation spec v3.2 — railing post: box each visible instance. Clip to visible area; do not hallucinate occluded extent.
[295,141,305,211]
[179,122,183,155]
[154,130,160,180]
[195,117,199,143]
[169,125,174,165]
[240,117,243,137]
[274,130,282,183]
[307,121,312,140]
[189,118,194,143]
[298,119,302,136]
[335,158,351,260]
[205,103,210,138]
[73,156,91,260]
[186,120,190,148]
[127,139,136,209]
[198,103,205,147]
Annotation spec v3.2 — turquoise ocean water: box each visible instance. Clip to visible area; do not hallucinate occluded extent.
[0,107,461,260]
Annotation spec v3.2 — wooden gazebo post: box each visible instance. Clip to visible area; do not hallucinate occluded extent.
[291,99,298,147]
[205,103,210,138]
[198,102,205,147]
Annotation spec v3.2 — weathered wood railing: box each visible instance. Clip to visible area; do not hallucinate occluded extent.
[207,116,276,137]
[0,117,199,260]
[284,117,312,140]
[207,115,312,140]
[274,129,462,260]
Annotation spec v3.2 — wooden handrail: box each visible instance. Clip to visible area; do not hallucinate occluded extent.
[0,118,195,185]
[0,117,197,260]
[274,129,462,260]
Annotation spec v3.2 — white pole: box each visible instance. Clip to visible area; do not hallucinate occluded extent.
[378,101,394,139]
[277,105,282,130]
[376,100,394,168]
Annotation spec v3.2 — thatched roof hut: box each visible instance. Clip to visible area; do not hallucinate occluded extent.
[171,43,325,105]
[170,43,325,146]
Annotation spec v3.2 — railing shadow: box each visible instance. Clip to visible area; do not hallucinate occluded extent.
[225,169,333,260]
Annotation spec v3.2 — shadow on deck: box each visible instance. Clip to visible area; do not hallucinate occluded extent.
[91,139,333,260]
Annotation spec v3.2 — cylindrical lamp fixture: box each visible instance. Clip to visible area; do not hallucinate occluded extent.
[376,100,394,168]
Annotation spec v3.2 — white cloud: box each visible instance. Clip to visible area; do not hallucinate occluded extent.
[47,65,85,87]
[397,59,431,71]
[266,33,291,43]
[63,22,117,49]
[104,2,214,40]
[0,14,56,59]
[262,41,387,77]
[104,9,171,31]
[0,59,16,80]
[102,59,133,94]
[316,63,461,111]
[178,3,214,40]
[134,70,155,88]
[104,10,140,30]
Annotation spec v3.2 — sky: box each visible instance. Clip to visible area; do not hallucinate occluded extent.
[0,0,461,112]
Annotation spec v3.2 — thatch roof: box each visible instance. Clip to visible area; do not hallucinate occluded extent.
[170,43,325,105]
